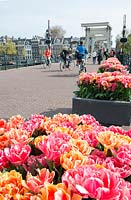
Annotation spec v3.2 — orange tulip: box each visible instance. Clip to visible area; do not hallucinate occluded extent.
[40,183,82,200]
[6,128,31,145]
[69,138,93,156]
[60,150,88,170]
[117,134,131,145]
[0,170,29,198]
[8,115,25,128]
[97,131,122,152]
[0,134,9,149]
[54,127,74,137]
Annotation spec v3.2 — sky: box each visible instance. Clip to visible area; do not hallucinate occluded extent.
[0,0,131,47]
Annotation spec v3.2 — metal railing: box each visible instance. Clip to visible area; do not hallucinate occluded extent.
[116,53,131,73]
[0,57,45,70]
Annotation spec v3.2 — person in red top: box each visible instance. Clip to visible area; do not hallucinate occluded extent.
[44,47,52,66]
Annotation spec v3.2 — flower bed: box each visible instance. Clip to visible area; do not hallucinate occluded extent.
[97,57,128,73]
[73,57,131,126]
[1,114,131,199]
[74,71,131,101]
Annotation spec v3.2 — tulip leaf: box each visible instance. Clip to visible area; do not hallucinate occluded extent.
[44,158,55,172]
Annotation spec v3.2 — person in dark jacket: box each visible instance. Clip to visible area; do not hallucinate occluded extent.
[60,47,70,68]
[97,49,103,65]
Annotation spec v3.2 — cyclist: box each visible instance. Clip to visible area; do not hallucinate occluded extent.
[44,46,52,67]
[75,41,88,73]
[60,46,70,69]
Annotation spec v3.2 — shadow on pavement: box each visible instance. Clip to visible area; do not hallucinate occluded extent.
[48,73,78,78]
[33,66,61,72]
[41,70,62,73]
[40,107,72,117]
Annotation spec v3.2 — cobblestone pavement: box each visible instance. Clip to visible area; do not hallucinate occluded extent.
[0,62,99,120]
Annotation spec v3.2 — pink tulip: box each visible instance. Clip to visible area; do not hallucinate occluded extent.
[23,154,47,173]
[21,114,45,135]
[62,165,121,199]
[119,179,131,199]
[108,125,126,135]
[115,144,131,166]
[104,157,131,178]
[80,114,100,126]
[82,129,99,147]
[37,131,71,166]
[0,149,8,170]
[125,128,131,137]
[4,143,31,165]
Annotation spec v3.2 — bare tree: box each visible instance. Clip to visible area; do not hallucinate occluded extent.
[51,25,66,39]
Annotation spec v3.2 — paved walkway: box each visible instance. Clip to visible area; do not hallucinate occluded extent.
[0,62,99,120]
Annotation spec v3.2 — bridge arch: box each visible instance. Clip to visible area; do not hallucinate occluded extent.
[81,22,112,53]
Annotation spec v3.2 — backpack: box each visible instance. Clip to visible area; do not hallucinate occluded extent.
[76,52,83,60]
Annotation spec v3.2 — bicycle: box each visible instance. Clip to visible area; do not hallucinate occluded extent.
[77,58,86,74]
[59,57,71,71]
[43,57,51,69]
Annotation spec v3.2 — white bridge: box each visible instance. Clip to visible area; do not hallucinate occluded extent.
[81,22,112,53]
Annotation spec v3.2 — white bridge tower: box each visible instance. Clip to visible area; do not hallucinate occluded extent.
[81,22,112,53]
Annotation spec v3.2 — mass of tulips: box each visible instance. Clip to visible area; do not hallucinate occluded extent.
[74,70,131,101]
[74,57,131,101]
[97,57,128,73]
[1,113,131,199]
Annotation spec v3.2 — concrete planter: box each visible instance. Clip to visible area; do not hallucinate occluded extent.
[72,97,131,126]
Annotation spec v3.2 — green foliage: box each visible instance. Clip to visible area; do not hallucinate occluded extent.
[2,163,27,179]
[123,34,131,54]
[97,67,105,73]
[96,143,104,151]
[32,128,47,138]
[97,67,119,73]
[124,174,131,183]
[0,42,4,55]
[116,32,131,54]
[74,82,131,102]
[45,159,65,184]
[0,40,16,55]
[6,40,16,55]
[29,142,43,156]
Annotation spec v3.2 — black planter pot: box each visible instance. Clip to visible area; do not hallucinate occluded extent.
[72,97,131,126]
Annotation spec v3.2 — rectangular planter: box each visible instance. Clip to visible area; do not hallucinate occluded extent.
[72,97,131,126]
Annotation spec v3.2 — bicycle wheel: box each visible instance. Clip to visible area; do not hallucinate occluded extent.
[59,61,62,71]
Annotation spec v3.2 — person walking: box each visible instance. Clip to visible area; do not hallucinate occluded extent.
[97,49,103,65]
[92,50,97,64]
[109,49,115,57]
[104,49,109,60]
[117,49,124,64]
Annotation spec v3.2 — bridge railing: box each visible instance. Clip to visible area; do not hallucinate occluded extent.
[116,52,131,73]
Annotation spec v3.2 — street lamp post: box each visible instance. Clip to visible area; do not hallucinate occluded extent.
[120,14,127,65]
[3,40,7,70]
[45,20,52,47]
